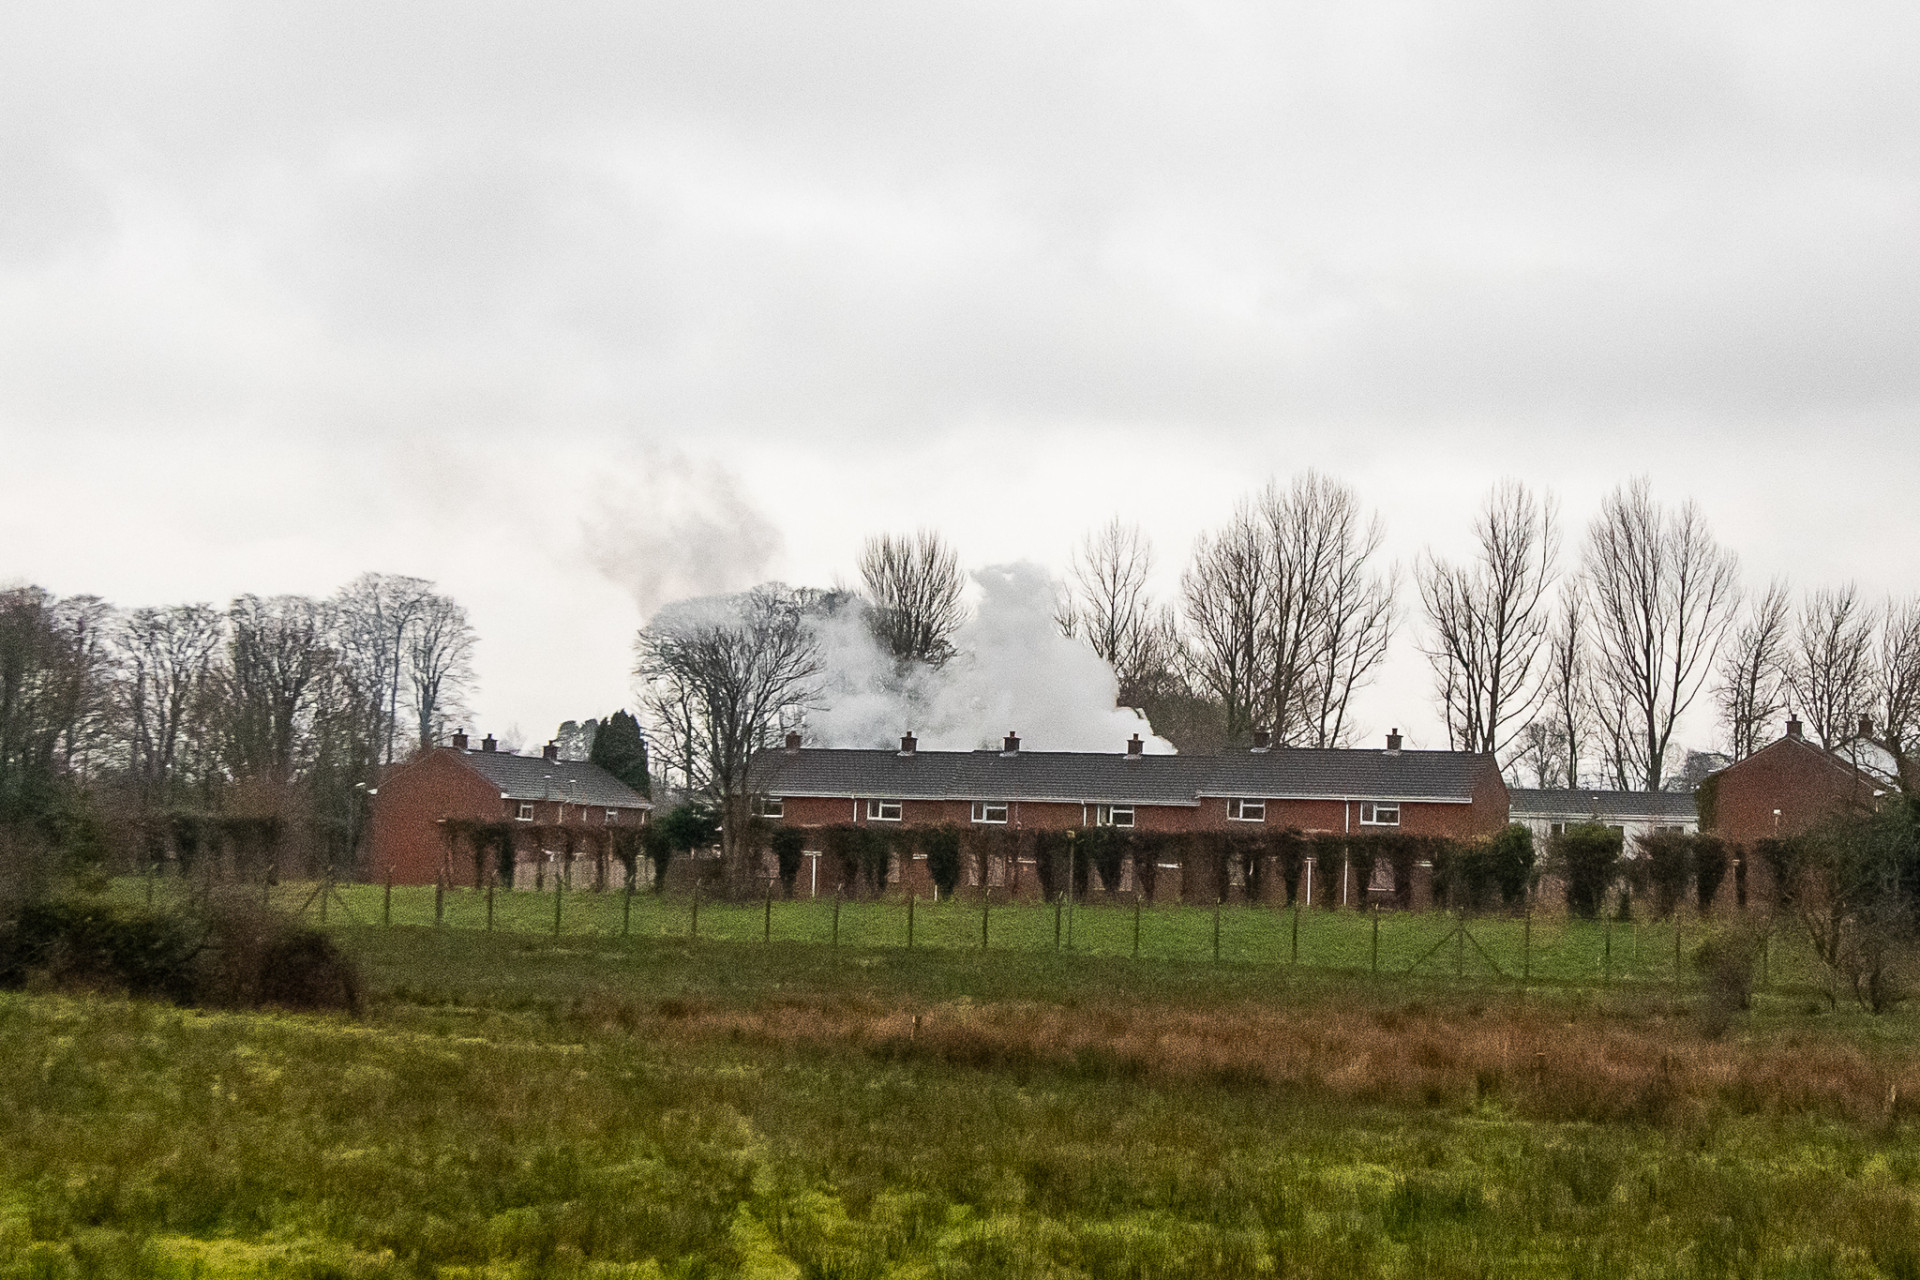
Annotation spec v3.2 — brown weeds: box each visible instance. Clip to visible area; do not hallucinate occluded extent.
[626,990,1920,1128]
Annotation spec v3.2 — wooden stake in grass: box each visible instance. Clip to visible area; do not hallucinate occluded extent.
[765,881,773,944]
[384,872,393,929]
[435,879,445,928]
[553,880,564,937]
[1053,898,1062,951]
[622,880,632,937]
[1290,897,1300,966]
[831,890,840,948]
[487,880,496,933]
[1212,897,1221,964]
[1133,896,1142,960]
[1455,912,1465,980]
[906,892,915,949]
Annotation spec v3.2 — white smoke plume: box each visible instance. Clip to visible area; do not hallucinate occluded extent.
[582,449,783,618]
[806,562,1176,754]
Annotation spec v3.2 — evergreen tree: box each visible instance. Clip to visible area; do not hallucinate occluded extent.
[590,710,651,795]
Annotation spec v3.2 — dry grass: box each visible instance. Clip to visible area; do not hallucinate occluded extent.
[583,985,1920,1129]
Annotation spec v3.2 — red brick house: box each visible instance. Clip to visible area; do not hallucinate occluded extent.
[367,731,651,887]
[754,728,1508,901]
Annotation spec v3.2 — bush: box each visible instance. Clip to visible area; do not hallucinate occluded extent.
[0,893,361,1014]
[770,828,807,897]
[1637,831,1693,920]
[920,827,962,900]
[1694,835,1730,911]
[1692,928,1759,1037]
[1556,824,1623,920]
[1486,825,1535,908]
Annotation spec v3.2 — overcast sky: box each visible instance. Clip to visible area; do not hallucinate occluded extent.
[4,2,1918,754]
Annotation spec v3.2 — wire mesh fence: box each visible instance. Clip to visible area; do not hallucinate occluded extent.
[120,870,1825,994]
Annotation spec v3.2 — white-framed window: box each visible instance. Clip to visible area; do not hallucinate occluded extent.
[605,809,619,825]
[1227,798,1266,822]
[971,801,1008,825]
[1358,801,1400,827]
[866,799,903,822]
[517,802,535,822]
[757,796,784,819]
[1093,804,1134,829]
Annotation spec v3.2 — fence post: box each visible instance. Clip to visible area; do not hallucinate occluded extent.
[146,862,156,909]
[766,881,774,944]
[435,878,445,928]
[1212,897,1221,964]
[384,872,393,928]
[623,880,632,937]
[691,882,700,941]
[981,892,989,950]
[1054,898,1062,951]
[831,890,840,948]
[1455,912,1465,980]
[1133,896,1142,960]
[1066,841,1076,950]
[1290,897,1300,966]
[487,880,496,933]
[1370,909,1379,978]
[553,880,563,937]
[1603,916,1613,984]
[320,872,330,925]
[906,892,915,949]
[1760,927,1770,990]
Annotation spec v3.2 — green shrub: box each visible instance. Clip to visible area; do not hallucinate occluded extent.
[1694,835,1730,911]
[1637,831,1693,920]
[1487,825,1535,907]
[1556,824,1623,920]
[919,826,962,899]
[770,828,807,897]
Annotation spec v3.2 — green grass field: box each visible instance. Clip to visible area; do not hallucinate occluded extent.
[193,878,1832,993]
[6,892,1918,1278]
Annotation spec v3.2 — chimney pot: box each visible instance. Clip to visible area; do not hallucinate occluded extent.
[784,731,803,753]
[1002,731,1020,755]
[1251,728,1271,752]
[1386,728,1403,753]
[450,729,468,751]
[1126,733,1143,757]
[900,732,917,756]
[542,741,559,762]
[1787,715,1803,740]
[481,734,497,753]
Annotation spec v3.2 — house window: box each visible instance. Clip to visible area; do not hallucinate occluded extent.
[1548,822,1565,836]
[757,796,784,819]
[605,809,619,825]
[1093,804,1134,829]
[1227,798,1266,822]
[517,803,535,822]
[866,799,903,822]
[1358,802,1400,827]
[971,801,1008,825]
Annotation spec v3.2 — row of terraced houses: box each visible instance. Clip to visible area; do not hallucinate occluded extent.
[367,716,1898,910]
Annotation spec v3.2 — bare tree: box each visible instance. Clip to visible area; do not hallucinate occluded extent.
[1716,579,1793,760]
[221,594,336,785]
[1877,597,1920,791]
[1539,592,1590,787]
[0,588,118,821]
[635,586,823,873]
[1181,502,1269,740]
[1582,479,1741,791]
[1060,518,1184,705]
[1790,584,1877,749]
[333,573,433,766]
[859,531,966,666]
[118,604,224,794]
[406,593,477,751]
[1418,481,1560,759]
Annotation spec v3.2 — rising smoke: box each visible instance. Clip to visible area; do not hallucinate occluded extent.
[808,562,1175,754]
[582,449,783,618]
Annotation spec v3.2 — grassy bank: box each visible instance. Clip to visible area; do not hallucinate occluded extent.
[4,924,1918,1277]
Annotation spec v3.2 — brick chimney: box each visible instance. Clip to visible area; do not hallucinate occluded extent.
[1250,728,1271,753]
[1385,728,1403,754]
[450,729,468,750]
[899,732,917,756]
[1126,733,1143,757]
[1786,715,1803,740]
[1860,714,1876,740]
[1001,731,1020,756]
[784,731,803,753]
[481,733,497,753]
[542,741,559,762]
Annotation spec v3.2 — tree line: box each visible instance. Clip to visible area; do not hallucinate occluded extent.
[0,573,476,876]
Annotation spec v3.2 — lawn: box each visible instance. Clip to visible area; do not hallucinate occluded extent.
[195,878,1833,993]
[4,902,1917,1278]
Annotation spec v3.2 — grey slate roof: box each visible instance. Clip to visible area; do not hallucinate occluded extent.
[455,749,652,809]
[1508,788,1697,823]
[754,746,1494,806]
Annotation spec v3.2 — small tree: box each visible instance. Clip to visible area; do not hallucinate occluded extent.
[769,828,807,898]
[1694,835,1730,912]
[589,710,652,795]
[1487,824,1535,908]
[920,826,962,900]
[653,802,719,891]
[1637,831,1694,920]
[1556,823,1623,920]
